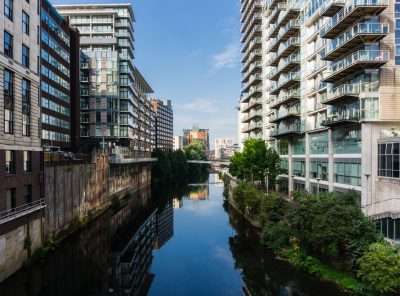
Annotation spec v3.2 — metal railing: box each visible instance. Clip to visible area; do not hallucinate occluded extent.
[320,0,388,37]
[0,199,46,224]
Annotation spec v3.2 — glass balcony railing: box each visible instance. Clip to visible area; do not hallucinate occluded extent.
[320,0,388,38]
[242,97,263,112]
[322,109,360,126]
[241,84,262,103]
[242,109,263,122]
[270,88,301,109]
[271,105,301,122]
[321,22,389,60]
[277,37,300,58]
[269,72,300,94]
[324,83,360,103]
[319,0,346,17]
[268,54,300,80]
[269,20,301,52]
[270,124,304,137]
[322,50,389,82]
[308,60,328,77]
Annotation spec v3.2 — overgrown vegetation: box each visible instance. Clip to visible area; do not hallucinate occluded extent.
[226,175,400,295]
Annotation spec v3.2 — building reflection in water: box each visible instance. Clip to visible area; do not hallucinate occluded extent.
[154,201,174,250]
[186,185,209,201]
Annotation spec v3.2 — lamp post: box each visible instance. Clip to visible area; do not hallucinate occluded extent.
[265,168,270,196]
[316,177,322,195]
[364,174,370,207]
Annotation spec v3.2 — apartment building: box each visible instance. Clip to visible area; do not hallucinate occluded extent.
[54,4,154,156]
[0,0,44,215]
[183,125,210,151]
[173,135,184,150]
[239,0,264,144]
[240,0,400,240]
[40,0,80,151]
[150,99,173,151]
[214,138,235,158]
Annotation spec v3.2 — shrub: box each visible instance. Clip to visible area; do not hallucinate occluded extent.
[261,220,294,253]
[357,242,400,294]
[232,182,263,216]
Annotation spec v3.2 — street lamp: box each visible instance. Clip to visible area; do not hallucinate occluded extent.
[316,177,322,195]
[265,168,270,196]
[364,174,370,206]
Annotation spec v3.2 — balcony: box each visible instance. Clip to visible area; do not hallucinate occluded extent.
[241,47,261,66]
[270,105,301,123]
[269,72,300,95]
[320,0,388,39]
[0,199,46,225]
[241,24,262,44]
[270,124,304,138]
[241,109,263,123]
[242,37,262,60]
[322,81,379,105]
[270,88,301,109]
[241,122,263,133]
[269,3,300,38]
[241,84,263,103]
[241,12,261,33]
[266,0,283,11]
[322,50,389,83]
[242,73,262,93]
[320,0,346,17]
[241,2,262,29]
[307,60,328,79]
[321,109,360,127]
[321,22,389,61]
[242,61,262,82]
[268,53,300,80]
[266,4,281,25]
[307,82,328,97]
[241,97,263,112]
[268,20,300,52]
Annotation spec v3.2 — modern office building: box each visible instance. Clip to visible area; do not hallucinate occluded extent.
[239,0,400,240]
[183,125,210,151]
[55,4,154,156]
[0,0,44,215]
[150,99,173,151]
[214,138,234,158]
[40,0,80,151]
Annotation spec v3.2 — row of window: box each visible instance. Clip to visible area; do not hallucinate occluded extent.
[378,142,400,178]
[42,114,70,129]
[41,65,69,89]
[5,150,31,174]
[41,9,69,46]
[41,49,69,77]
[3,69,31,136]
[41,97,69,116]
[4,31,30,68]
[4,0,30,35]
[42,130,70,143]
[41,81,69,102]
[41,30,69,62]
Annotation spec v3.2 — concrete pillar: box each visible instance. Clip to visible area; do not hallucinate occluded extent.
[305,133,310,191]
[328,129,334,192]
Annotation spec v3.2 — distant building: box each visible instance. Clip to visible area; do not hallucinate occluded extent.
[150,99,173,151]
[173,136,184,150]
[219,144,239,159]
[183,125,210,151]
[214,138,234,159]
[41,0,81,151]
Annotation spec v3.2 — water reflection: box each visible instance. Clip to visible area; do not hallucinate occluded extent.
[0,175,347,296]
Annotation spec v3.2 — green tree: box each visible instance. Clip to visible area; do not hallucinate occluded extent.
[229,139,281,187]
[184,140,207,160]
[357,242,400,294]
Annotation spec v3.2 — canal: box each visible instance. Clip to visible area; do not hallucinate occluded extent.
[0,173,347,296]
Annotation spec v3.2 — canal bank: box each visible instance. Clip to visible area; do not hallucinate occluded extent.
[0,173,348,296]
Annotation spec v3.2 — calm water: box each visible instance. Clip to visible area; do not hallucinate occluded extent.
[0,174,347,296]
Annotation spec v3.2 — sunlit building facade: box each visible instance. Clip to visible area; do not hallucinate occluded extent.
[240,0,400,240]
[183,126,210,151]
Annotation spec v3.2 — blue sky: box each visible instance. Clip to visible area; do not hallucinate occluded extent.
[54,0,242,147]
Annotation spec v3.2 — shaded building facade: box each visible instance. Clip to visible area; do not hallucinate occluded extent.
[150,99,173,151]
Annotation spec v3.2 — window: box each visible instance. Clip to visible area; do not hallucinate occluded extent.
[23,151,31,172]
[310,160,329,180]
[4,109,13,134]
[6,188,16,210]
[293,160,305,177]
[378,142,400,178]
[334,161,361,186]
[23,185,32,204]
[4,0,13,20]
[4,31,13,58]
[22,45,29,67]
[5,150,15,174]
[22,11,29,35]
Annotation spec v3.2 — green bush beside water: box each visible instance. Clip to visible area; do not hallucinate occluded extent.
[228,180,400,295]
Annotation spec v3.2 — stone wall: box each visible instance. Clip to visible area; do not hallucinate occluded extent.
[44,150,109,236]
[0,216,43,282]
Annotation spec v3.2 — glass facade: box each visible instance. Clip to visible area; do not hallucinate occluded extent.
[310,132,329,154]
[292,138,305,155]
[334,160,361,186]
[310,159,328,180]
[333,127,361,154]
[293,159,305,177]
[376,217,400,241]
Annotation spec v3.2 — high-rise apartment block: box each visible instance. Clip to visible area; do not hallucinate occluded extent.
[173,135,184,150]
[239,0,400,240]
[150,99,173,151]
[0,0,44,214]
[55,4,154,156]
[40,0,80,151]
[215,138,235,159]
[183,125,210,151]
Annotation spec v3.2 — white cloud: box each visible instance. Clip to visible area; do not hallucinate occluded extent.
[211,43,240,71]
[180,98,219,113]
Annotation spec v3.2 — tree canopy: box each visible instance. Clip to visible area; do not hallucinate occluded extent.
[184,140,208,161]
[229,139,281,186]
